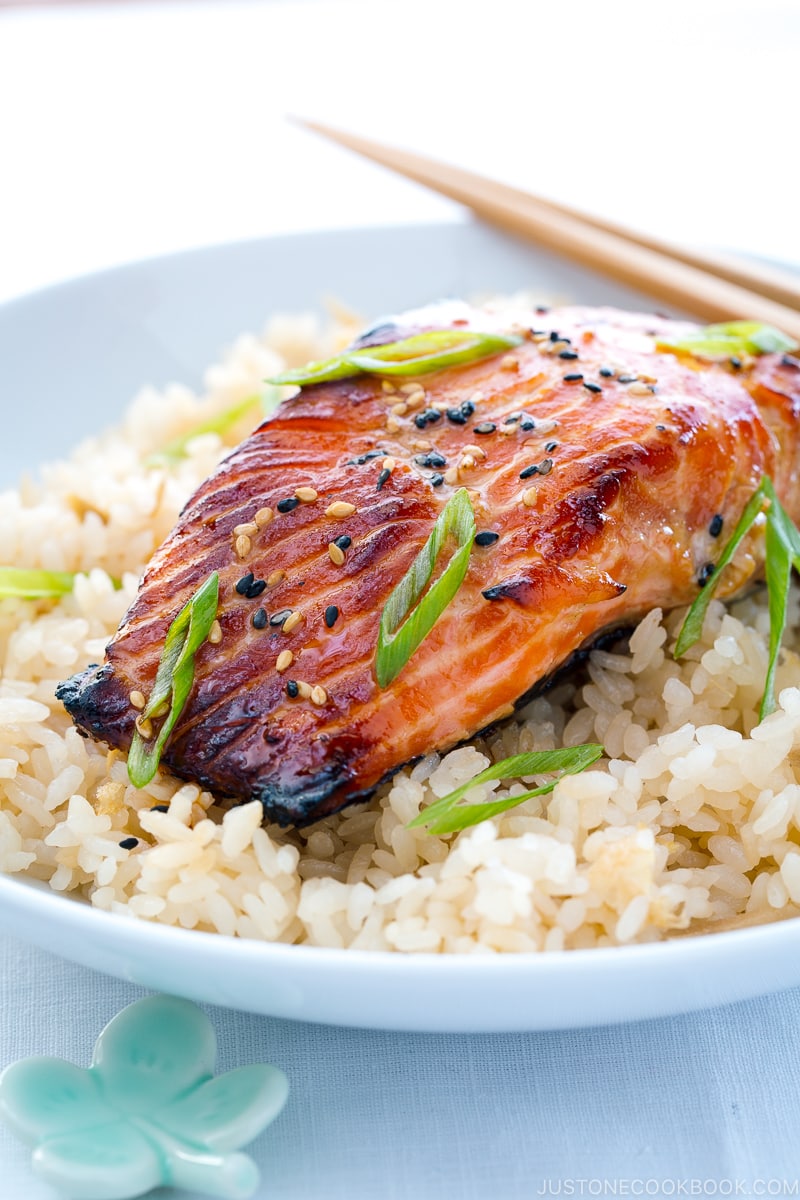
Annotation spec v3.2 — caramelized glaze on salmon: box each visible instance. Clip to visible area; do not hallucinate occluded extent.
[56,303,800,825]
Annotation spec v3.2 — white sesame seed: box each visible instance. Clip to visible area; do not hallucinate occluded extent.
[501,355,519,370]
[444,467,459,485]
[382,380,397,394]
[311,685,328,706]
[135,715,154,739]
[296,486,318,502]
[460,454,476,470]
[276,649,294,673]
[461,443,487,460]
[282,610,303,634]
[233,522,259,537]
[235,534,251,559]
[254,507,274,528]
[390,402,408,416]
[385,416,401,434]
[297,681,313,699]
[328,542,346,566]
[326,501,357,518]
[628,382,653,396]
[403,391,425,411]
[400,382,424,396]
[267,569,285,587]
[208,620,222,645]
[129,690,146,710]
[522,487,538,507]
[382,456,396,472]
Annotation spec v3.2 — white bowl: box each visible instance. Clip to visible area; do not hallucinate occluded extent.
[3,219,799,1032]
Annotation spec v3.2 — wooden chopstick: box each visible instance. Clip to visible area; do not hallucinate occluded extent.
[294,117,800,342]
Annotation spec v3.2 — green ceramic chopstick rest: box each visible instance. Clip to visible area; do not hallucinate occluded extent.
[0,994,289,1200]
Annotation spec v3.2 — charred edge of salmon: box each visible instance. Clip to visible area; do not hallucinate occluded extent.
[55,664,368,828]
[55,665,131,745]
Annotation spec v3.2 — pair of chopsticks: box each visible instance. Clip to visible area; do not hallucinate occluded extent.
[294,117,800,343]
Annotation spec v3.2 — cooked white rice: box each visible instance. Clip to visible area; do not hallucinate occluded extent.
[3,308,800,953]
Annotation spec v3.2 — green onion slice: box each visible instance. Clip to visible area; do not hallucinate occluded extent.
[375,489,476,688]
[407,744,604,835]
[268,329,522,387]
[674,479,771,659]
[0,567,123,600]
[657,320,798,360]
[146,388,281,466]
[0,567,80,599]
[675,475,800,719]
[127,572,219,789]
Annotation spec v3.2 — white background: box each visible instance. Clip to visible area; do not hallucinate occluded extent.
[1,0,799,304]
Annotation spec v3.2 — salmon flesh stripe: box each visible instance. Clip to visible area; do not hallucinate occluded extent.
[56,303,800,825]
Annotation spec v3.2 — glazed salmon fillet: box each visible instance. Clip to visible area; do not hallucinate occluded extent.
[57,303,800,825]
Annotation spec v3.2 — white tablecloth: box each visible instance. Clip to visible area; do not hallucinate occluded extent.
[4,934,800,1198]
[2,2,800,1196]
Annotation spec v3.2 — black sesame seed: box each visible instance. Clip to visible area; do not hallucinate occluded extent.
[235,572,255,595]
[427,451,447,468]
[376,468,391,490]
[584,382,602,394]
[119,837,139,850]
[414,454,429,466]
[544,441,558,453]
[423,408,442,424]
[563,373,584,383]
[334,534,352,550]
[520,418,536,431]
[697,562,716,587]
[729,356,742,371]
[245,579,266,599]
[599,366,615,378]
[430,473,444,487]
[709,514,724,538]
[618,374,638,384]
[150,805,169,813]
[253,607,268,630]
[270,609,292,626]
[503,414,521,425]
[414,413,431,429]
[536,305,550,314]
[475,531,499,547]
[558,349,579,360]
[445,408,468,425]
[460,400,475,418]
[482,584,506,601]
[538,457,554,476]
[324,605,339,628]
[549,331,561,342]
[277,497,300,513]
[474,422,496,435]
[286,680,299,698]
[655,423,667,431]
[782,355,800,369]
[355,449,384,464]
[519,464,540,480]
